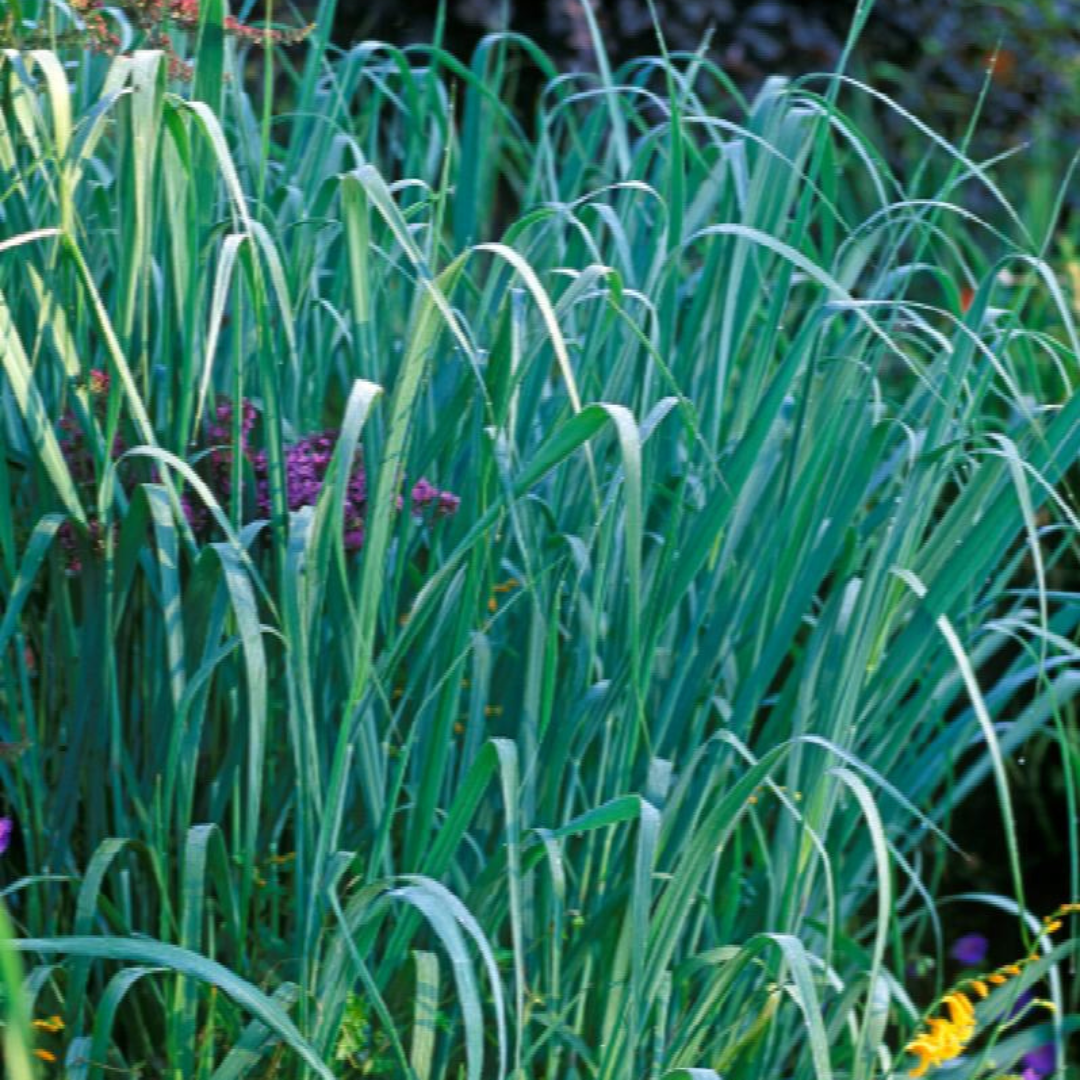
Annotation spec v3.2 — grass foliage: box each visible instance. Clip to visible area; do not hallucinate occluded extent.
[0,2,1079,1076]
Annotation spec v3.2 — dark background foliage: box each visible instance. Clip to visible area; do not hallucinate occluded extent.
[322,0,1080,174]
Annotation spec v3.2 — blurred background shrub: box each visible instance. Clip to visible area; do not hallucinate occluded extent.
[321,0,1080,217]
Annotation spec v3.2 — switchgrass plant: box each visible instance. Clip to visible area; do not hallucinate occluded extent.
[1,1,1079,1075]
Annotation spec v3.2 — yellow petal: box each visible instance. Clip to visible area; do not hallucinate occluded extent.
[926,1019,963,1057]
[943,992,974,1022]
[908,1055,931,1078]
[905,1038,940,1066]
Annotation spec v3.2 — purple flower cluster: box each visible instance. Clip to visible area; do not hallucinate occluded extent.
[181,398,259,537]
[410,477,461,518]
[186,398,460,552]
[55,395,459,568]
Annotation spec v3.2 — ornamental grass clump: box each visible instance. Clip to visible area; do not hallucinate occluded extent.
[0,2,1079,1078]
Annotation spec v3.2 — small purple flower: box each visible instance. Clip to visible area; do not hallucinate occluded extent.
[949,933,989,966]
[411,478,434,502]
[437,491,461,515]
[411,478,460,518]
[1022,1043,1056,1079]
[0,816,14,855]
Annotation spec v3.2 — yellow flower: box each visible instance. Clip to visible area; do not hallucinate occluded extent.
[943,992,973,1018]
[926,1017,963,1053]
[904,1037,942,1078]
[33,1049,57,1064]
[942,993,975,1038]
[905,993,978,1075]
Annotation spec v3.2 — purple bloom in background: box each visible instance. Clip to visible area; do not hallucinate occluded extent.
[411,478,460,517]
[411,478,438,506]
[57,395,461,569]
[1022,1043,1056,1079]
[180,399,460,554]
[949,932,989,966]
[0,816,14,855]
